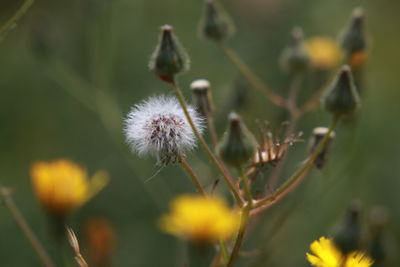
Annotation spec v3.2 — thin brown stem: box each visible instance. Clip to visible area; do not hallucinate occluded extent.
[172,81,244,206]
[220,44,286,108]
[179,156,206,196]
[226,204,250,267]
[0,187,55,267]
[251,117,340,215]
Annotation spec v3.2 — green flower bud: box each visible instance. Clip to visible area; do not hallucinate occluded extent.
[322,65,360,117]
[199,0,235,43]
[280,27,310,74]
[149,25,190,84]
[368,206,388,266]
[333,201,362,255]
[217,112,257,168]
[190,79,214,117]
[340,8,368,56]
[308,127,335,169]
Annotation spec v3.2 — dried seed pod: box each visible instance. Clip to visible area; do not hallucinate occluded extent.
[308,127,335,169]
[190,79,214,117]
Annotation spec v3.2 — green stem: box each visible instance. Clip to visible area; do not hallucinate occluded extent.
[226,205,250,267]
[172,82,244,206]
[179,156,206,196]
[220,44,286,108]
[251,116,340,215]
[0,186,55,267]
[0,0,34,41]
[219,241,229,265]
[237,166,252,206]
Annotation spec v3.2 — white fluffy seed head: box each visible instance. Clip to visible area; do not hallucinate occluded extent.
[124,95,203,165]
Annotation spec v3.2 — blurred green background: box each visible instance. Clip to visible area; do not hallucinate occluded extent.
[1,0,399,266]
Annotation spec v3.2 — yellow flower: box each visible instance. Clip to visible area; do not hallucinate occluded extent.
[159,194,240,243]
[30,159,109,216]
[306,237,373,267]
[307,37,342,69]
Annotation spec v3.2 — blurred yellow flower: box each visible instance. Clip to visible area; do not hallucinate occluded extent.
[307,37,342,69]
[306,237,373,267]
[159,194,240,243]
[30,159,109,216]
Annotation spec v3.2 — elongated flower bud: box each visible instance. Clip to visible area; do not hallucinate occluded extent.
[340,8,368,57]
[217,112,257,167]
[199,0,235,43]
[308,127,335,169]
[190,79,213,117]
[322,65,360,117]
[149,25,190,84]
[280,27,310,74]
[333,201,362,254]
[368,207,388,266]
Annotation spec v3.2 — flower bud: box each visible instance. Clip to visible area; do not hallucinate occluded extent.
[333,201,362,254]
[322,65,360,117]
[280,27,310,74]
[340,8,368,57]
[190,79,214,117]
[199,0,235,43]
[368,207,388,266]
[308,127,335,169]
[149,25,190,84]
[217,112,257,167]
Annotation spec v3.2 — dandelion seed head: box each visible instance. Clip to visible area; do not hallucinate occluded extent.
[124,95,203,165]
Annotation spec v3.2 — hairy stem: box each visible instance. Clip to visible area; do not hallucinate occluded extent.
[179,156,206,196]
[227,204,250,267]
[0,186,55,267]
[172,81,244,206]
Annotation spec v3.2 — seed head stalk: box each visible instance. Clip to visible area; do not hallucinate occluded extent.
[171,81,244,205]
